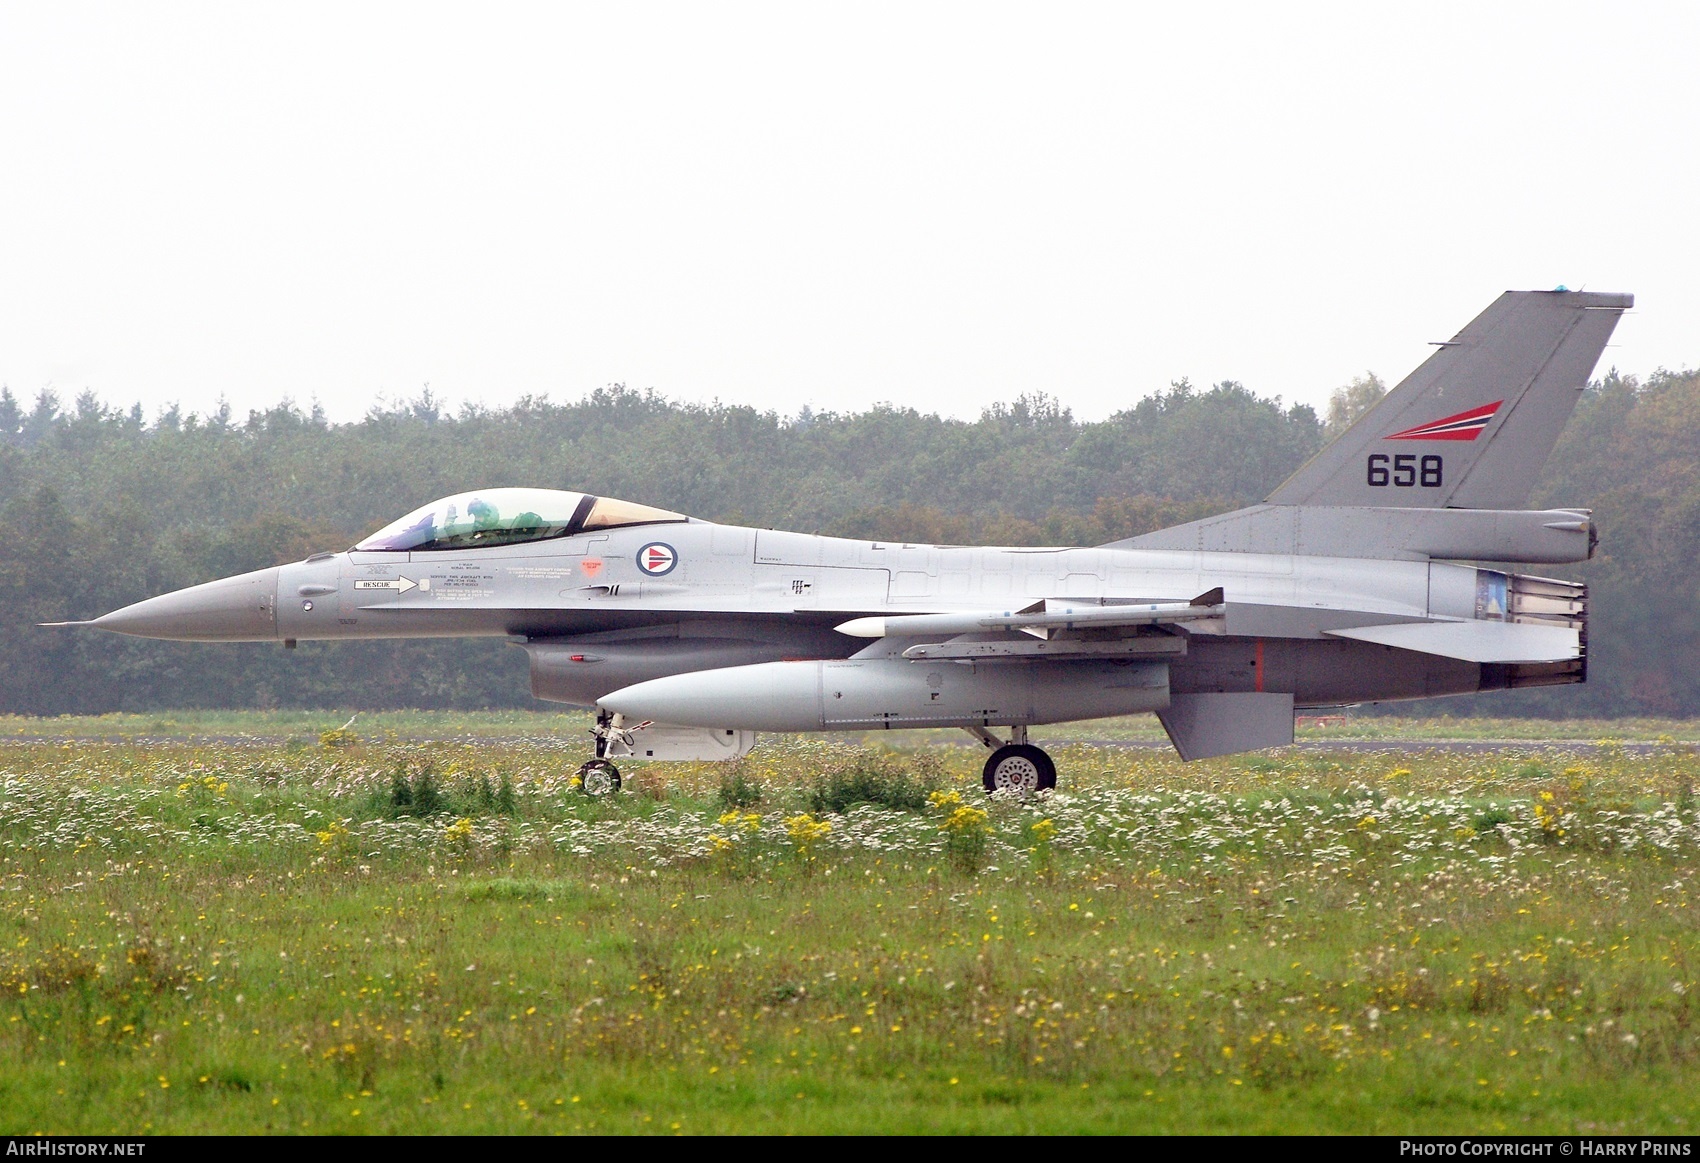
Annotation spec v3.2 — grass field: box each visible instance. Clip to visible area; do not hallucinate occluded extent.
[2,730,1698,1134]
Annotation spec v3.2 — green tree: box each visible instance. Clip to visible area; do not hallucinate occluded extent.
[1324,372,1387,437]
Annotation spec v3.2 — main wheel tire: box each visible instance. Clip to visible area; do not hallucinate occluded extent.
[578,759,621,796]
[982,744,1057,795]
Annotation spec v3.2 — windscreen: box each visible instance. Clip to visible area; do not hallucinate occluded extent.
[355,488,687,552]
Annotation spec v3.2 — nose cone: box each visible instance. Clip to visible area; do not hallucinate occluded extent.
[93,567,281,641]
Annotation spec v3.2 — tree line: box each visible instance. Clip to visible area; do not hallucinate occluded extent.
[2,368,1695,717]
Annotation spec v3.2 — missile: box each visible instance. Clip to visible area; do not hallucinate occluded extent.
[835,591,1224,639]
[598,656,1170,732]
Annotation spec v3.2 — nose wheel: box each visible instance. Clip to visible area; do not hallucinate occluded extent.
[577,758,621,796]
[982,744,1056,794]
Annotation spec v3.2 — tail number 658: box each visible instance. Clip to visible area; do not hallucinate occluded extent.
[1367,454,1442,487]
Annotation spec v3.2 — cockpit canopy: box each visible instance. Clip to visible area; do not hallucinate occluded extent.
[354,488,686,553]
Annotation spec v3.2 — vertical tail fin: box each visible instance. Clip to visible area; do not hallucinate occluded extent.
[1267,290,1632,509]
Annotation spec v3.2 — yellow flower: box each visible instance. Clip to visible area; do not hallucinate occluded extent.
[927,789,963,809]
[939,805,990,835]
[444,817,474,844]
[785,813,832,855]
[786,813,831,841]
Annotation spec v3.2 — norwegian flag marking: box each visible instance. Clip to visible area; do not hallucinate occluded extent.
[1384,400,1503,441]
[637,542,677,576]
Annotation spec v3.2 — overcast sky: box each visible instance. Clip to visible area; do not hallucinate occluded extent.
[1,2,1695,426]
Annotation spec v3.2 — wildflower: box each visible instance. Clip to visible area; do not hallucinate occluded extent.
[785,813,831,847]
[939,805,990,835]
[940,804,992,873]
[781,812,832,870]
[319,726,359,749]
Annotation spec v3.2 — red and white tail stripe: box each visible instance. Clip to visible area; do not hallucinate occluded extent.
[1384,400,1502,441]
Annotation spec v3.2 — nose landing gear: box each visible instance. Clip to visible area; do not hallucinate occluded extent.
[965,725,1057,794]
[580,710,639,796]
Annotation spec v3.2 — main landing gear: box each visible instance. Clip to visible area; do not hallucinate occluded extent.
[964,725,1057,794]
[578,710,630,796]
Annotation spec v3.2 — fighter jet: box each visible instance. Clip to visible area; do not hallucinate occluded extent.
[61,290,1628,793]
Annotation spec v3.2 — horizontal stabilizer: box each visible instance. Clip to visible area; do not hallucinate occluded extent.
[1325,620,1578,663]
[1158,693,1295,761]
